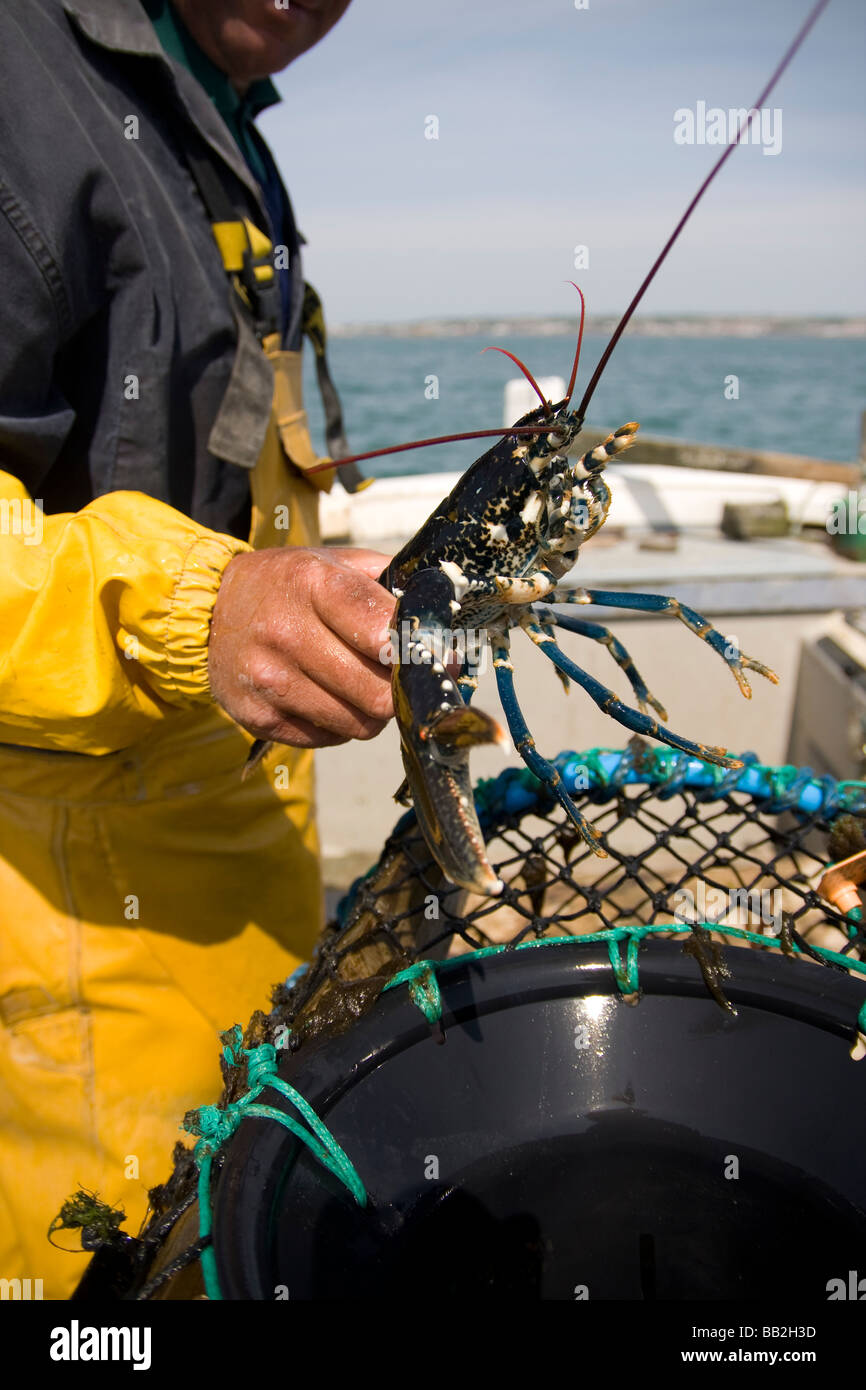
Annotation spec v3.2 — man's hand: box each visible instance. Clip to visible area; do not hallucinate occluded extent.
[208,547,395,749]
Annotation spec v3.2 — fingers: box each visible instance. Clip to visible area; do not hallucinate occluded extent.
[309,552,396,665]
[244,648,391,742]
[291,636,394,723]
[207,546,397,749]
[254,717,348,751]
[242,704,374,751]
[261,549,394,718]
[326,547,393,582]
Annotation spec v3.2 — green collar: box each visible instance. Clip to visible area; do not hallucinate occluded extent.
[143,0,280,153]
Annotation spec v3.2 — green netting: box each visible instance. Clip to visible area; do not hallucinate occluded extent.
[55,741,866,1299]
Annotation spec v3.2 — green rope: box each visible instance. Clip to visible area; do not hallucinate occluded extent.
[576,747,612,787]
[385,927,866,1045]
[607,929,644,996]
[388,961,443,1024]
[184,1024,366,1300]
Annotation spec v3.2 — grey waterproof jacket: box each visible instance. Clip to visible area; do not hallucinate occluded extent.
[0,0,304,537]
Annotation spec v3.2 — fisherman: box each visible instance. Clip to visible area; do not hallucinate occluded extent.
[0,0,395,1297]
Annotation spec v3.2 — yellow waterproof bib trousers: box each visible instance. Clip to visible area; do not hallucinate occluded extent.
[0,342,333,1298]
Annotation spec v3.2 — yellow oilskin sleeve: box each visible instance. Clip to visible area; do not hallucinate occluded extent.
[0,471,250,755]
[0,469,321,1299]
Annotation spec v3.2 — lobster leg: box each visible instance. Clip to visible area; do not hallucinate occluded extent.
[522,610,570,694]
[528,607,668,719]
[491,630,606,855]
[551,588,779,697]
[574,422,639,478]
[535,636,741,768]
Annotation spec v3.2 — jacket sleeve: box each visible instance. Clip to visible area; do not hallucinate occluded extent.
[0,471,250,754]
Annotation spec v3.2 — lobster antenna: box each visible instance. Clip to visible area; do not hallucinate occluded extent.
[482,346,551,412]
[313,296,585,474]
[306,424,560,475]
[563,282,586,406]
[574,0,832,423]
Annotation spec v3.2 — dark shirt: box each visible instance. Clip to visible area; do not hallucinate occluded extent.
[144,0,294,338]
[0,0,303,537]
[144,0,281,185]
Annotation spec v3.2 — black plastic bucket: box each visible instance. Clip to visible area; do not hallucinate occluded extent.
[211,942,866,1300]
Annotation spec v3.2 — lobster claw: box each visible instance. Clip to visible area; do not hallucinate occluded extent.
[390,567,506,896]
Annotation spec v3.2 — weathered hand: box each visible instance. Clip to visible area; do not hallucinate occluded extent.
[207,546,395,749]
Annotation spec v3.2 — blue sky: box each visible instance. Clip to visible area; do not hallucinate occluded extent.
[258,0,866,322]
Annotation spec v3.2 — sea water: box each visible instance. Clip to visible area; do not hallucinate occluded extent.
[303,334,866,477]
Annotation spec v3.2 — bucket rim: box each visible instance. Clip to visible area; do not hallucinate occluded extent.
[211,940,865,1299]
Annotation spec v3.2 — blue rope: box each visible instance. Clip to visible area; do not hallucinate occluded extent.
[474,747,866,822]
[336,748,866,945]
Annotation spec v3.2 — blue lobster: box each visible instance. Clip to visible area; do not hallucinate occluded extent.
[376,331,777,894]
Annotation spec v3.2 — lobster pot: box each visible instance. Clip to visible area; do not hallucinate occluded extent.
[74,746,866,1301]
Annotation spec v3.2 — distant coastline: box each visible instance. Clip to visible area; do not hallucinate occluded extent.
[329,316,866,340]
